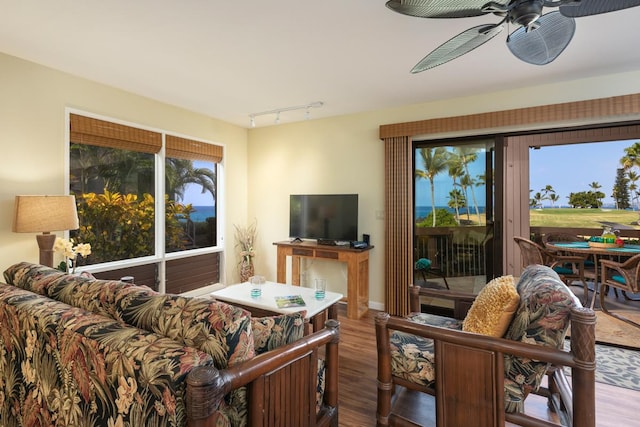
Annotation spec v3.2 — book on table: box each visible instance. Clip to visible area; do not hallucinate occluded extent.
[274,295,306,308]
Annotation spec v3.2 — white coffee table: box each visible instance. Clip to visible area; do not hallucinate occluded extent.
[211,281,343,334]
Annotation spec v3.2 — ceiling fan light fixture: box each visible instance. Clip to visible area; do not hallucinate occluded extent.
[507,11,575,65]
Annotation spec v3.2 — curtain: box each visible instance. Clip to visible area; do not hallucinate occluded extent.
[384,136,414,316]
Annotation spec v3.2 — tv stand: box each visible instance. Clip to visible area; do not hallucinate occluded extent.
[274,240,373,319]
[291,237,303,243]
[316,238,336,246]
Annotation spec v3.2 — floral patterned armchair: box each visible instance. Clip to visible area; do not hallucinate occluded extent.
[375,264,596,427]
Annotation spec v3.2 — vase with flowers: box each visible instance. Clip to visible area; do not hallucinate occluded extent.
[54,237,92,274]
[234,220,257,282]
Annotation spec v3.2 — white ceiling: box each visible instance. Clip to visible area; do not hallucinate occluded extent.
[2,1,640,128]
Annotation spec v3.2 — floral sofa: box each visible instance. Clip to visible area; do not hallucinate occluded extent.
[0,262,339,427]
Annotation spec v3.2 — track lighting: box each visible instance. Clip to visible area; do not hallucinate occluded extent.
[248,101,324,127]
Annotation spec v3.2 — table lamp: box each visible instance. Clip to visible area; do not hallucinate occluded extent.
[12,195,80,267]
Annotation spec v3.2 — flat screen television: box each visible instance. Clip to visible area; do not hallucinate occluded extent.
[289,194,358,242]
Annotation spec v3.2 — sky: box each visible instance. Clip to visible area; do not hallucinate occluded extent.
[530,140,633,208]
[178,160,215,206]
[415,139,637,208]
[180,141,636,209]
[415,147,488,208]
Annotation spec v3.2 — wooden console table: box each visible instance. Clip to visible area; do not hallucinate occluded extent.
[274,241,373,319]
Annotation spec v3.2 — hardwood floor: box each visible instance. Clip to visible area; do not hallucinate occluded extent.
[335,303,640,427]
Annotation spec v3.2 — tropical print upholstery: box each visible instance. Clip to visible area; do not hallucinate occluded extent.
[4,262,255,369]
[389,313,462,387]
[0,284,230,427]
[389,265,575,413]
[250,312,305,354]
[502,265,575,412]
[2,262,323,426]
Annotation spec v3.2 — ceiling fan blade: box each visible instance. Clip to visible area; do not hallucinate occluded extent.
[411,24,504,73]
[385,0,505,18]
[558,0,640,17]
[507,11,575,65]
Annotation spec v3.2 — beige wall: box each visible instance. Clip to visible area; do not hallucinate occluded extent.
[0,52,249,283]
[247,70,640,308]
[4,49,640,309]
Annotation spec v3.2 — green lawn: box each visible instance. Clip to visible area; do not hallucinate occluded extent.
[530,208,640,229]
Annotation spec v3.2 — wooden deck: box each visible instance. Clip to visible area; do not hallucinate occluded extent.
[336,303,640,427]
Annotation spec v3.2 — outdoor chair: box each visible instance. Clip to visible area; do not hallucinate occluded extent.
[375,264,596,427]
[542,232,596,280]
[599,253,640,328]
[514,236,590,305]
[414,255,450,290]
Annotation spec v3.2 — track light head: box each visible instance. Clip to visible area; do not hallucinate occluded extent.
[248,101,324,127]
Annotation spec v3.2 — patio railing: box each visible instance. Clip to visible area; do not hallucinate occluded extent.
[415,226,488,277]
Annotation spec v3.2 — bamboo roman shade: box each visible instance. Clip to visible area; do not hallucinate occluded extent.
[166,135,223,163]
[70,113,162,154]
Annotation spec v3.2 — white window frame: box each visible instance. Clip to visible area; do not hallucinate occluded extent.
[64,108,225,292]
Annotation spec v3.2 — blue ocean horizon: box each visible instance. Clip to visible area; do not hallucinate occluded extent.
[416,205,486,219]
[189,205,215,222]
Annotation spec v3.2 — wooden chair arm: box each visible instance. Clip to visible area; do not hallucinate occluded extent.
[599,256,640,285]
[186,319,340,427]
[551,254,586,263]
[376,307,596,427]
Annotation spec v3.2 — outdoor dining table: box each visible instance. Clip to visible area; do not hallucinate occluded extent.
[546,241,640,309]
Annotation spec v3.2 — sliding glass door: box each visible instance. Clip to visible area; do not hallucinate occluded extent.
[413,137,496,303]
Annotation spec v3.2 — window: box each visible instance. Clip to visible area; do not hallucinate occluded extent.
[413,138,495,287]
[68,112,223,293]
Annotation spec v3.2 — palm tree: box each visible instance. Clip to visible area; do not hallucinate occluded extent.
[541,185,556,208]
[460,173,475,221]
[454,147,481,224]
[549,193,560,208]
[627,170,640,210]
[448,187,465,224]
[447,153,464,224]
[166,158,216,202]
[620,141,640,170]
[70,143,155,196]
[532,192,544,209]
[589,182,604,207]
[416,147,449,226]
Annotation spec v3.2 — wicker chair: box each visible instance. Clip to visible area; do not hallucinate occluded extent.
[514,236,590,305]
[599,253,640,328]
[375,265,596,427]
[542,232,596,280]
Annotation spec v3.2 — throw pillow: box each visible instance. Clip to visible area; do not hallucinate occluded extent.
[462,275,519,337]
[415,258,432,270]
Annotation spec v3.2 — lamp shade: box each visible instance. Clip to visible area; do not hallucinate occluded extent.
[13,195,79,233]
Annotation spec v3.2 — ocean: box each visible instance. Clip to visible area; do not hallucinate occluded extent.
[189,205,215,222]
[416,205,486,219]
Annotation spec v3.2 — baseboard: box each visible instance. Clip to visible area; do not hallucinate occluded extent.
[369,301,384,311]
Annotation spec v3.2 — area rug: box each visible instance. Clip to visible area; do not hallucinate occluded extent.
[564,340,640,392]
[566,310,640,350]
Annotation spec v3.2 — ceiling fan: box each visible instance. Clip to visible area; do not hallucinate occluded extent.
[386,0,640,72]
